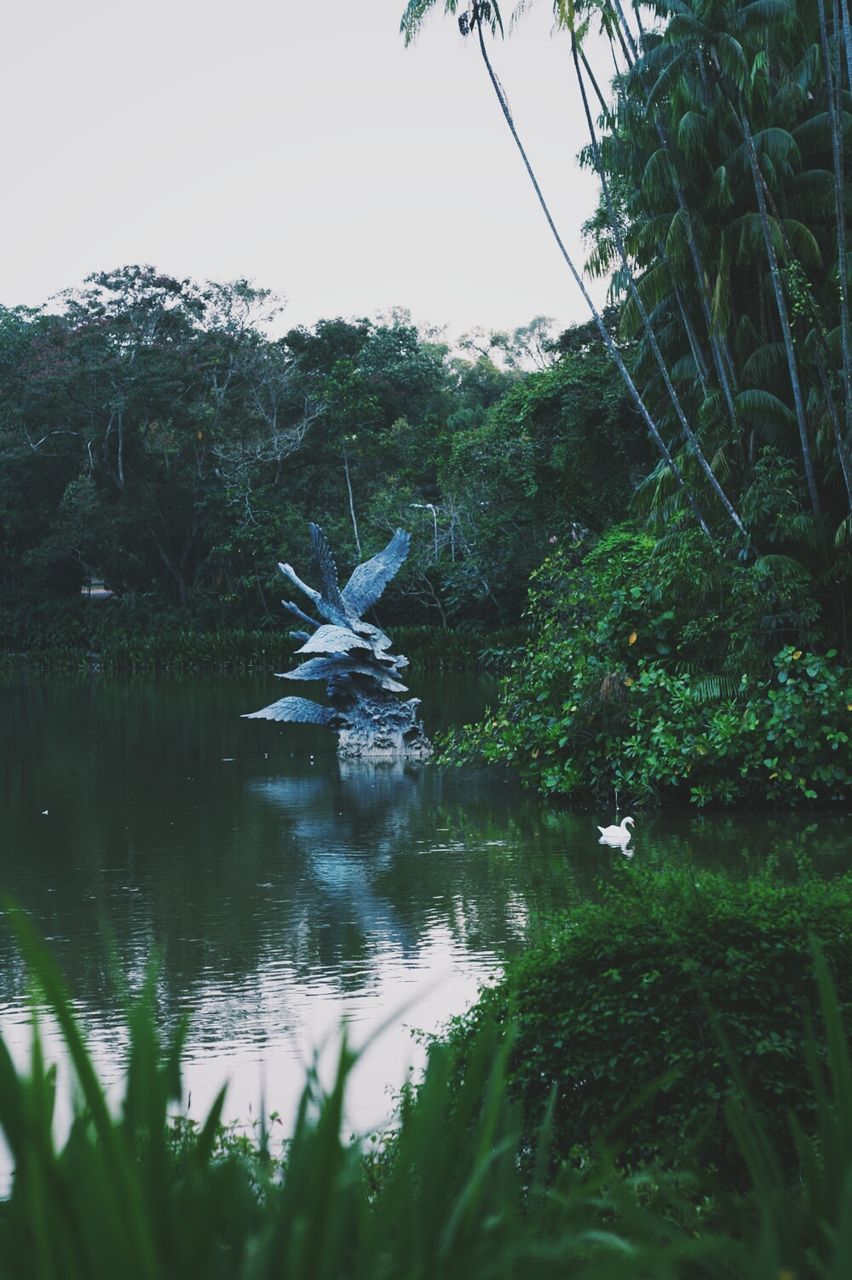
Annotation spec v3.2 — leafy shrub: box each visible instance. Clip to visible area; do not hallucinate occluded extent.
[436,866,852,1185]
[442,526,850,806]
[448,642,851,806]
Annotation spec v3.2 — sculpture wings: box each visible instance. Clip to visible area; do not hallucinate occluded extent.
[309,523,347,616]
[294,625,373,658]
[242,696,339,725]
[243,524,413,728]
[276,526,408,633]
[341,528,410,619]
[278,656,409,693]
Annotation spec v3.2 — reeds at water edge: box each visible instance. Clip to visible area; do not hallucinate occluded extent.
[0,903,850,1278]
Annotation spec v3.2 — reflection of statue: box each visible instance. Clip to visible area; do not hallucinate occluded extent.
[243,523,432,759]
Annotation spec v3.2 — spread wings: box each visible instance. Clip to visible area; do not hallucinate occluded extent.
[309,522,347,616]
[341,528,410,619]
[241,696,339,725]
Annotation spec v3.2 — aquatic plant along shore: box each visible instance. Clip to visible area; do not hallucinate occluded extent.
[3,880,852,1278]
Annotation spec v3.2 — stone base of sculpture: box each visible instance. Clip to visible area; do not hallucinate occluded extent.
[335,696,433,760]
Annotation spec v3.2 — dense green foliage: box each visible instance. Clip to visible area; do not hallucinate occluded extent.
[445,525,852,805]
[5,1,852,1272]
[0,272,643,633]
[402,0,852,804]
[4,901,852,1277]
[403,0,852,565]
[433,865,852,1185]
[584,0,852,552]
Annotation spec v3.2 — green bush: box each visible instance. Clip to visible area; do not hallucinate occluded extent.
[436,867,852,1185]
[449,642,851,806]
[442,527,850,806]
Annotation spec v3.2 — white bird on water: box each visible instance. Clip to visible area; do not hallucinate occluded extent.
[597,816,635,846]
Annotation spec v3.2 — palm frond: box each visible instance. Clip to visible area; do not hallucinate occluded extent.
[670,353,700,381]
[737,0,796,32]
[698,390,725,429]
[741,343,788,386]
[641,148,675,200]
[677,111,710,162]
[715,34,749,92]
[690,673,744,702]
[786,512,823,551]
[753,553,812,582]
[740,395,800,447]
[400,0,443,44]
[781,219,822,271]
[707,164,735,209]
[834,511,852,548]
[750,127,800,172]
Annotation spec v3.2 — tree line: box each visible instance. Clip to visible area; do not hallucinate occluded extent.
[0,267,644,630]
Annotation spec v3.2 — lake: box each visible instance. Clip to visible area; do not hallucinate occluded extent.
[1,671,850,1141]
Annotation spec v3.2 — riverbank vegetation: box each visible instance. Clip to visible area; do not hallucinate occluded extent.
[4,867,852,1277]
[3,0,852,1272]
[433,864,852,1184]
[403,0,852,805]
[442,526,852,805]
[0,604,524,676]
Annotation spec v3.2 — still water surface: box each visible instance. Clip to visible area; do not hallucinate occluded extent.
[1,672,850,1138]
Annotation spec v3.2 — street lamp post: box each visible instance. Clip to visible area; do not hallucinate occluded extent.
[410,503,439,560]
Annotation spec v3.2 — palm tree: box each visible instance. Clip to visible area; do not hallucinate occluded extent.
[402,0,852,560]
[402,1,719,537]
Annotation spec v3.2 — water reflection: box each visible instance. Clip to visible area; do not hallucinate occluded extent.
[0,672,850,1137]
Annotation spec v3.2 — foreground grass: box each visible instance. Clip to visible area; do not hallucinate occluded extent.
[1,890,852,1277]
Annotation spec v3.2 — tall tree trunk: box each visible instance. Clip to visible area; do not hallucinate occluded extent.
[151,534,188,608]
[662,135,740,419]
[594,0,636,70]
[117,411,125,491]
[577,46,716,399]
[609,0,639,64]
[840,0,852,83]
[819,0,852,511]
[469,9,713,537]
[572,37,750,540]
[578,26,743,434]
[588,37,743,431]
[738,105,821,517]
[342,444,362,558]
[672,283,710,394]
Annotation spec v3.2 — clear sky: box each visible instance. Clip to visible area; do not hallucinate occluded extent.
[1,0,610,338]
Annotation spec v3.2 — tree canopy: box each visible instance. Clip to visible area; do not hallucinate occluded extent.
[0,267,642,629]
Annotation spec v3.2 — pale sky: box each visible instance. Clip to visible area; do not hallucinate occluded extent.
[1,0,611,337]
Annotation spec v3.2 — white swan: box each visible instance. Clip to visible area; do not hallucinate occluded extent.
[597,816,634,845]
